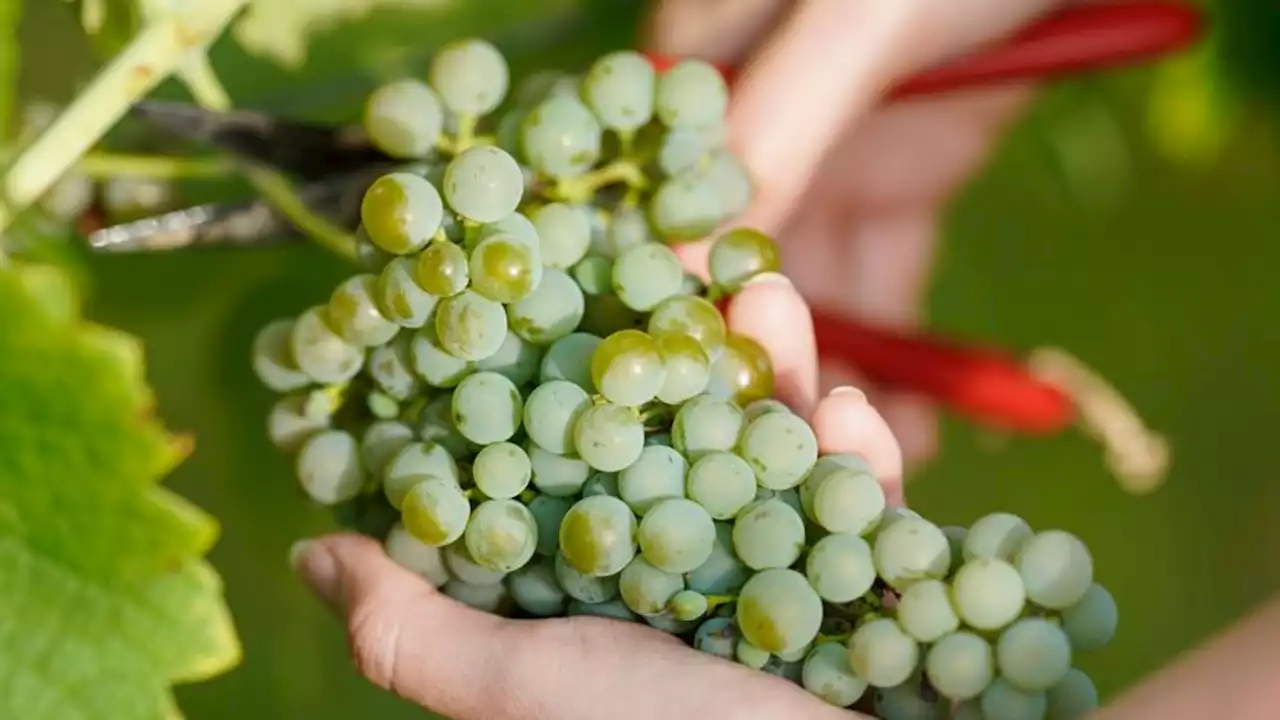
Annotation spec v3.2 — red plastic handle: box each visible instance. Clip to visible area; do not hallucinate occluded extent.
[649,2,1204,432]
[644,1,1205,98]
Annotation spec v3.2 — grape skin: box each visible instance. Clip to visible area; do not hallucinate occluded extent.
[364,79,444,159]
[736,568,823,656]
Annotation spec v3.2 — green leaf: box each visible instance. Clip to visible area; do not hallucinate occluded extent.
[0,260,240,720]
[0,0,20,139]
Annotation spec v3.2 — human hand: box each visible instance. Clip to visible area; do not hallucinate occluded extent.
[292,274,907,720]
[645,0,1067,465]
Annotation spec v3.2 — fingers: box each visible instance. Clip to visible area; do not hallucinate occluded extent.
[812,386,907,507]
[729,0,1063,234]
[724,271,819,416]
[292,533,515,719]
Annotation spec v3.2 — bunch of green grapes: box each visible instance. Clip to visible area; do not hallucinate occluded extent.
[252,38,1116,720]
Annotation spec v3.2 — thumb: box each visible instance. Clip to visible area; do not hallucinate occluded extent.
[727,0,1063,234]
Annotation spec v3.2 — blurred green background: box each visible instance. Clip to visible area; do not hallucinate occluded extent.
[16,0,1280,717]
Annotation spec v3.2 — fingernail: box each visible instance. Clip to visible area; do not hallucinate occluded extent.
[743,271,792,288]
[831,385,867,402]
[291,539,341,608]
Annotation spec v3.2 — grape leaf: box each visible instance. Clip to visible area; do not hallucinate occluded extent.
[0,260,240,720]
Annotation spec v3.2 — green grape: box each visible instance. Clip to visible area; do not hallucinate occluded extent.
[464,499,537,573]
[616,445,686,515]
[964,512,1033,562]
[679,272,706,296]
[528,443,591,497]
[580,292,644,337]
[539,332,602,390]
[702,151,752,218]
[527,494,572,557]
[685,451,755,520]
[571,255,613,295]
[477,211,541,253]
[802,642,869,708]
[582,50,655,132]
[522,379,591,454]
[649,171,723,241]
[472,442,531,499]
[554,551,620,603]
[412,393,475,457]
[709,228,781,292]
[605,205,655,258]
[428,38,509,116]
[361,172,443,254]
[925,631,994,702]
[590,329,666,407]
[377,256,438,328]
[871,506,922,539]
[943,525,969,571]
[873,515,951,590]
[567,598,636,622]
[451,370,522,444]
[805,533,876,603]
[1017,530,1094,610]
[558,495,637,577]
[707,333,775,406]
[514,70,568,106]
[874,680,949,720]
[694,617,738,660]
[409,321,474,387]
[364,78,444,159]
[897,579,960,643]
[647,295,727,359]
[1060,584,1118,651]
[743,398,791,423]
[360,421,415,478]
[671,394,743,459]
[735,640,771,669]
[368,334,420,400]
[655,59,728,129]
[474,329,542,385]
[732,498,806,570]
[573,401,645,472]
[799,456,874,522]
[290,305,363,384]
[952,558,1027,631]
[619,556,684,616]
[508,268,586,345]
[521,94,603,178]
[385,522,452,587]
[402,476,471,546]
[1046,668,1098,719]
[997,618,1073,692]
[416,239,471,297]
[329,274,399,347]
[444,579,510,613]
[687,522,750,595]
[435,290,509,361]
[981,678,1048,720]
[443,541,507,586]
[847,618,919,689]
[531,203,592,269]
[470,234,538,303]
[808,464,885,535]
[581,471,620,498]
[612,242,685,312]
[382,441,461,508]
[296,430,365,505]
[737,411,818,491]
[267,394,329,453]
[252,318,310,392]
[507,556,567,617]
[638,498,715,574]
[657,127,713,176]
[736,568,823,656]
[368,393,398,420]
[668,589,709,621]
[495,106,528,154]
[443,146,524,223]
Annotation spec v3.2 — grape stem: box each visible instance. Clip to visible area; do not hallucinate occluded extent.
[72,151,234,181]
[0,0,253,233]
[702,594,736,614]
[452,114,479,153]
[240,162,357,261]
[551,161,648,204]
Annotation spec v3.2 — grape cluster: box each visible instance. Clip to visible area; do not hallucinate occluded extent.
[252,38,1117,720]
